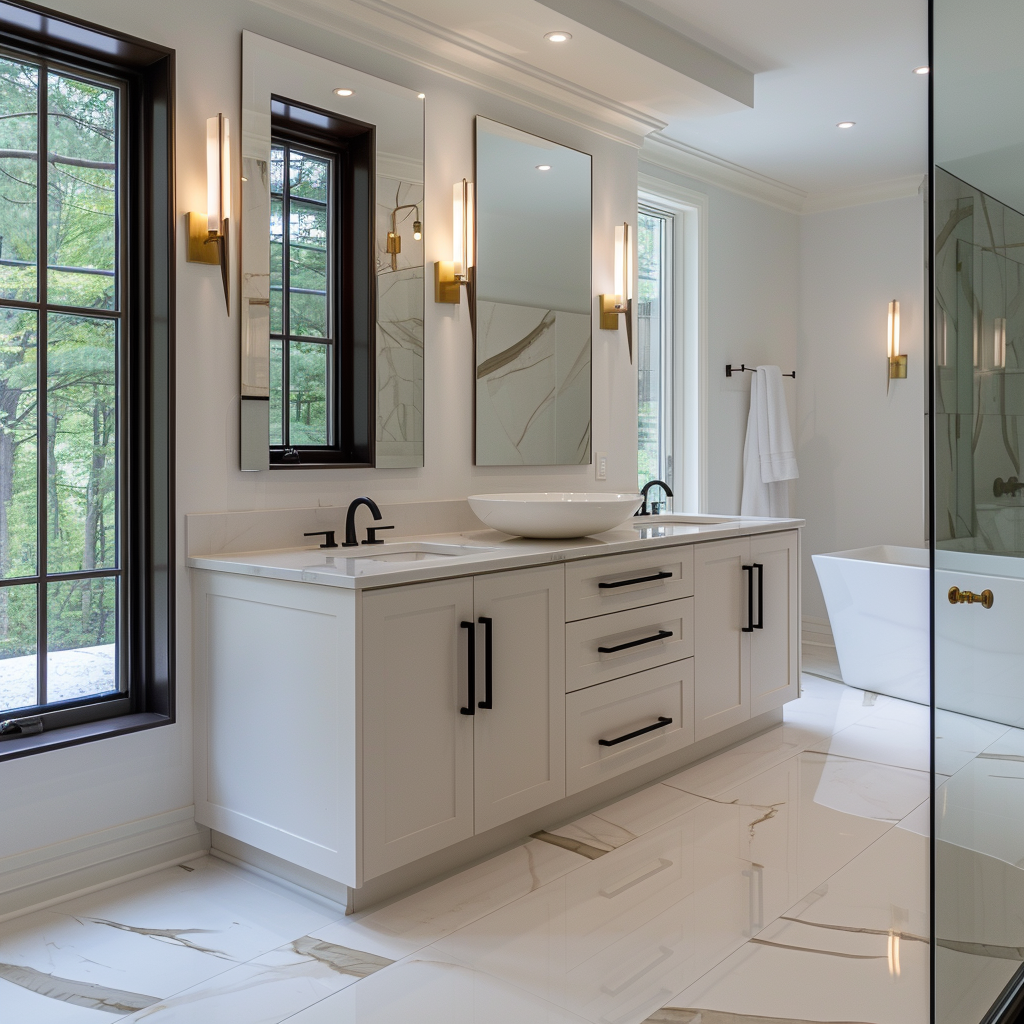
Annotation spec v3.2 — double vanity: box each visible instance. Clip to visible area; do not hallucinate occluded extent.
[190,502,801,906]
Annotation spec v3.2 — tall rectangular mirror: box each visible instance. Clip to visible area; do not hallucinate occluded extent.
[474,117,592,466]
[241,32,424,470]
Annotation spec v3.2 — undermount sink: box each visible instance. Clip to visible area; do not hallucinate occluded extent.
[468,492,643,539]
[634,514,739,526]
[298,542,494,569]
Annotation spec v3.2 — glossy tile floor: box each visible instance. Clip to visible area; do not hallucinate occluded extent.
[0,672,1002,1024]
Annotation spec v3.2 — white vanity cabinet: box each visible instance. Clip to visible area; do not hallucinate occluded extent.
[693,531,799,741]
[361,564,565,876]
[192,521,800,895]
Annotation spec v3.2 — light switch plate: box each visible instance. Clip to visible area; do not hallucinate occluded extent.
[596,451,607,480]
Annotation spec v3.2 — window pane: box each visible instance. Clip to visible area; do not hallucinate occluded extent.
[0,307,38,578]
[47,72,117,310]
[289,341,328,445]
[46,575,116,704]
[289,149,328,203]
[637,211,666,490]
[46,313,117,573]
[270,338,283,445]
[288,199,327,338]
[0,582,36,712]
[270,196,283,334]
[270,144,284,196]
[0,58,38,302]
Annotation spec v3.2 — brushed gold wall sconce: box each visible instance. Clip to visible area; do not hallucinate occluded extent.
[434,178,473,303]
[994,317,1007,368]
[887,299,905,389]
[600,222,633,361]
[387,204,421,272]
[187,113,231,313]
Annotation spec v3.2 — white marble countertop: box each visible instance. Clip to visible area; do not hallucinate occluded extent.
[187,513,803,590]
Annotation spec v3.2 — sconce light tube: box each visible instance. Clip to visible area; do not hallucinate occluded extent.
[207,114,230,236]
[887,299,900,359]
[435,179,474,304]
[936,306,947,367]
[995,317,1007,368]
[887,299,906,384]
[600,222,633,361]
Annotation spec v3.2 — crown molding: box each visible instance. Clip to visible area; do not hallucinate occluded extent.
[800,174,927,214]
[640,132,808,214]
[253,0,666,147]
[642,134,927,217]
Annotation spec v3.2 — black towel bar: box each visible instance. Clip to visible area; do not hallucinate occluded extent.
[726,363,796,379]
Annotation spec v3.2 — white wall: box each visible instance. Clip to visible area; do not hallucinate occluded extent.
[0,0,639,905]
[796,194,927,621]
[637,159,800,514]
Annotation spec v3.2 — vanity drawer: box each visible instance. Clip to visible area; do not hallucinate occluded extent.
[565,597,693,693]
[565,546,694,622]
[566,659,694,796]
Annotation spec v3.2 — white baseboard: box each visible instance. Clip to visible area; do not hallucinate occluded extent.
[0,806,210,923]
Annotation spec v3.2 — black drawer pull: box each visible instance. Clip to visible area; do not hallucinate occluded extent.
[599,716,673,747]
[598,629,673,654]
[598,571,673,590]
[742,564,754,632]
[460,621,475,716]
[478,616,493,709]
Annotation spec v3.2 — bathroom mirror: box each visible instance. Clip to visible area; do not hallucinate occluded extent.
[474,117,592,466]
[241,32,424,470]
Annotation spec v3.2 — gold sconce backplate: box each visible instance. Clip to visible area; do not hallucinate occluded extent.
[598,293,627,331]
[187,212,220,265]
[889,354,908,379]
[434,261,460,304]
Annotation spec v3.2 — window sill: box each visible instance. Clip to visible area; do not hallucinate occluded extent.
[0,713,172,762]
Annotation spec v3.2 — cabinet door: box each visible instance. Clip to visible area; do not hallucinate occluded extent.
[749,530,800,716]
[473,565,566,833]
[362,578,475,878]
[693,538,751,741]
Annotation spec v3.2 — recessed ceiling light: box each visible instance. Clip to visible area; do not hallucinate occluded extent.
[544,31,571,42]
[836,121,856,129]
[913,66,930,75]
[536,164,551,171]
[417,93,425,99]
[334,88,354,97]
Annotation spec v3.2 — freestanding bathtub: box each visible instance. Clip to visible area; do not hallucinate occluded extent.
[813,544,1024,727]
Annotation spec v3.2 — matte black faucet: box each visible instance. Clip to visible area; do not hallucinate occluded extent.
[343,496,394,547]
[636,479,674,517]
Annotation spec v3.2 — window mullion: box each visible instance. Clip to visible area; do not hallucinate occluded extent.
[282,144,291,449]
[36,59,48,707]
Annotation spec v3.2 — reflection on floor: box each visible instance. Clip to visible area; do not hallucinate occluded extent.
[0,673,987,1024]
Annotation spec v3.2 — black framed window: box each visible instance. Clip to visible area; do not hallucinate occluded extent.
[0,0,173,759]
[269,98,374,468]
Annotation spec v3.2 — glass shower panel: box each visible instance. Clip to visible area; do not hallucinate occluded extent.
[933,165,1024,1022]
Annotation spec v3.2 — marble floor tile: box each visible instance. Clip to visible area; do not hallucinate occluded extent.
[809,696,930,772]
[282,955,597,1024]
[543,814,638,855]
[781,675,887,741]
[935,945,1020,1024]
[587,783,705,839]
[0,856,341,1019]
[935,709,1010,776]
[118,937,388,1023]
[306,838,585,962]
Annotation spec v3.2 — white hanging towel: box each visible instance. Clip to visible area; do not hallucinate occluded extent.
[740,365,798,517]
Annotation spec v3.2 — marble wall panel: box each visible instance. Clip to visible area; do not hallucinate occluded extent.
[475,300,591,466]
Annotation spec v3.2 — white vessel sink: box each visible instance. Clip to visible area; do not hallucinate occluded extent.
[468,492,643,539]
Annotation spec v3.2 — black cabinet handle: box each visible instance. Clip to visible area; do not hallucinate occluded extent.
[753,562,764,629]
[460,621,475,716]
[599,716,673,747]
[478,616,493,709]
[742,565,754,632]
[598,571,673,590]
[598,629,673,654]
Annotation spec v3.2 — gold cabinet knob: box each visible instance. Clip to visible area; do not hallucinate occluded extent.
[948,586,994,609]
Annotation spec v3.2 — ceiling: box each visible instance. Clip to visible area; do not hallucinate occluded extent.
[304,0,929,197]
[619,0,930,195]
